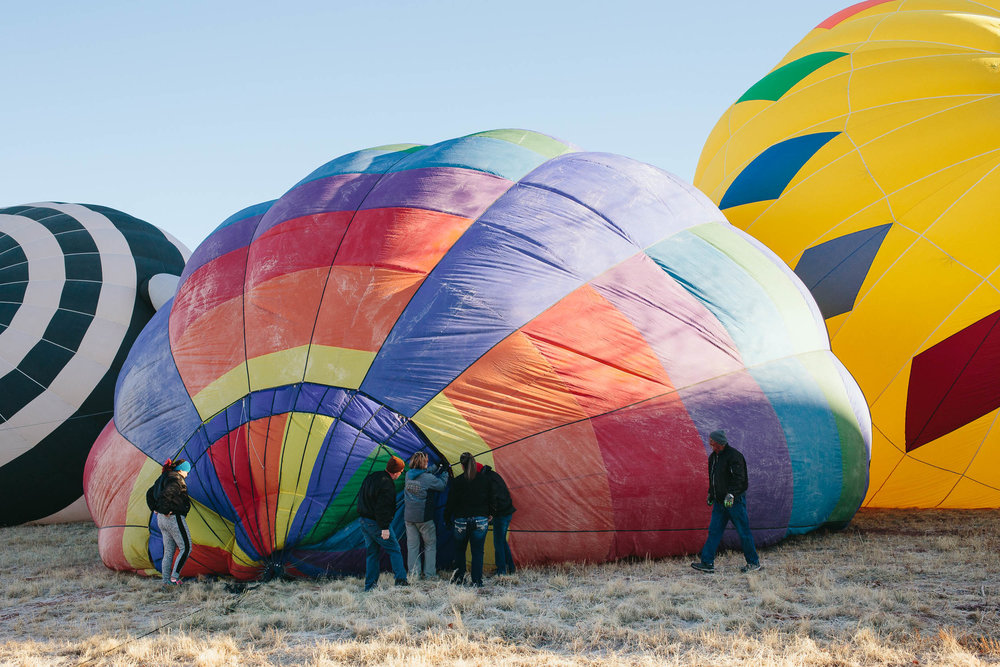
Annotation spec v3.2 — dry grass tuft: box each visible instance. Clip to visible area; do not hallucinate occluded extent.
[1,509,999,665]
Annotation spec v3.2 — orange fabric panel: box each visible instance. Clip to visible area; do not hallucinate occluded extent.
[171,295,247,398]
[312,266,424,352]
[444,331,590,449]
[336,207,474,272]
[244,267,330,360]
[493,419,615,564]
[170,246,249,342]
[245,414,289,549]
[521,285,672,417]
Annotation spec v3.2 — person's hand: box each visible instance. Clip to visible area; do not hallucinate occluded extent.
[381,529,390,540]
[724,494,734,508]
[706,495,714,506]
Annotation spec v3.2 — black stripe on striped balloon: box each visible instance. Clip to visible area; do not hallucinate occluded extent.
[0,206,101,422]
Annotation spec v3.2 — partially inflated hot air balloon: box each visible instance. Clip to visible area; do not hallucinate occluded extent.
[695,1,1000,508]
[0,203,188,525]
[86,130,869,580]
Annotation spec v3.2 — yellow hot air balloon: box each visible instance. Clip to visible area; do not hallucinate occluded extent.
[695,0,1000,508]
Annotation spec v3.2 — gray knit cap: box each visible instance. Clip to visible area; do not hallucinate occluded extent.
[709,430,728,446]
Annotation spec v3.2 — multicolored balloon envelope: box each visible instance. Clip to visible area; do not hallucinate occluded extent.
[85,130,870,580]
[695,1,1000,508]
[0,203,188,526]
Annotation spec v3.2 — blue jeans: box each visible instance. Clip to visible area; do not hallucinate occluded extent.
[492,513,515,575]
[452,516,489,585]
[698,495,759,567]
[359,518,407,590]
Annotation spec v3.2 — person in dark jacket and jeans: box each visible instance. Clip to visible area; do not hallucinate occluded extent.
[357,455,408,591]
[153,459,193,586]
[692,430,760,573]
[484,467,516,575]
[403,451,449,580]
[445,452,493,587]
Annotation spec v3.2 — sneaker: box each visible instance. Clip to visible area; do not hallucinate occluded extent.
[169,577,183,585]
[394,579,409,587]
[690,561,714,573]
[740,563,762,573]
[450,571,465,585]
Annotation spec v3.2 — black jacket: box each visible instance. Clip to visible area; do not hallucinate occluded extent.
[708,445,749,504]
[157,471,191,516]
[445,466,493,522]
[485,468,516,517]
[357,470,399,529]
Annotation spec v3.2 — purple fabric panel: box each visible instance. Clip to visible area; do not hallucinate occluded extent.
[252,173,383,242]
[359,167,513,218]
[677,370,793,537]
[591,253,744,390]
[179,215,259,285]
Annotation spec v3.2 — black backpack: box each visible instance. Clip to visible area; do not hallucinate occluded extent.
[145,473,168,513]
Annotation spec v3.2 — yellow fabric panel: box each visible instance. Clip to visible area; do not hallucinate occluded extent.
[887,148,998,237]
[192,362,249,420]
[833,237,982,398]
[864,429,902,506]
[923,167,1000,277]
[122,458,162,571]
[303,345,375,390]
[247,346,309,392]
[867,454,960,508]
[908,413,993,476]
[960,416,1000,500]
[868,358,908,451]
[412,393,495,470]
[272,413,334,550]
[868,12,1000,51]
[938,476,1000,509]
[921,283,1000,351]
[824,311,850,341]
[187,500,259,572]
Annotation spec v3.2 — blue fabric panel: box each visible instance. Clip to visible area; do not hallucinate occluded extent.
[719,132,840,209]
[749,358,843,534]
[645,230,790,367]
[388,135,552,181]
[114,308,202,464]
[793,224,892,319]
[249,387,276,421]
[204,408,230,444]
[363,405,411,445]
[293,383,327,415]
[271,384,299,416]
[293,146,424,187]
[180,201,272,285]
[224,398,249,434]
[361,152,716,416]
[341,393,381,431]
[184,430,244,529]
[317,386,353,419]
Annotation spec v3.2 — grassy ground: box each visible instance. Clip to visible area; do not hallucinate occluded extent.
[1,509,999,666]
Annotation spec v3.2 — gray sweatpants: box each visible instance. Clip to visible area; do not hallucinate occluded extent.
[156,512,192,583]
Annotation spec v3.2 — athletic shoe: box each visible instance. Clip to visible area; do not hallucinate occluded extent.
[690,561,714,573]
[394,579,409,587]
[740,563,762,573]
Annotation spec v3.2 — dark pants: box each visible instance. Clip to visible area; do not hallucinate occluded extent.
[359,517,407,590]
[698,494,759,566]
[452,516,489,585]
[492,513,515,575]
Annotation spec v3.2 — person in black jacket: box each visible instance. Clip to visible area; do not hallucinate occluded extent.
[484,467,516,575]
[153,459,193,585]
[691,430,760,573]
[445,452,492,587]
[357,455,408,591]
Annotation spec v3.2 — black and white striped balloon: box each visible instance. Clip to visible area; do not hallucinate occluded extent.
[0,203,188,525]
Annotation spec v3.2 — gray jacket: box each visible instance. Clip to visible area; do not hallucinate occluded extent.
[403,467,448,523]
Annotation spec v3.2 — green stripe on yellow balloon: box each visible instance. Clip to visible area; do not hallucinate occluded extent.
[738,52,849,102]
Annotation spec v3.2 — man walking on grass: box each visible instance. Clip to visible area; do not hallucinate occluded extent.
[691,430,761,574]
[358,455,409,591]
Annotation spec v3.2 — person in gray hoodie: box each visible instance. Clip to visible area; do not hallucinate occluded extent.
[403,452,449,580]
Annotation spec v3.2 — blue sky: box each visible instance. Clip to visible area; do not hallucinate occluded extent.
[2,1,851,251]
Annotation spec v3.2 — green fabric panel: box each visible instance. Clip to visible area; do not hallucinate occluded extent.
[470,129,576,159]
[738,51,848,102]
[797,351,870,526]
[300,447,403,546]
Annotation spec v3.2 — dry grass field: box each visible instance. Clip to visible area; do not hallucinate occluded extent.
[1,509,999,666]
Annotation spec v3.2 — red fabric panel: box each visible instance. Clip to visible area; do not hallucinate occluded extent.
[493,419,615,564]
[170,247,248,342]
[207,415,288,558]
[180,544,234,578]
[906,308,1000,451]
[816,0,895,28]
[171,295,247,397]
[336,207,474,272]
[246,212,352,288]
[593,394,709,559]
